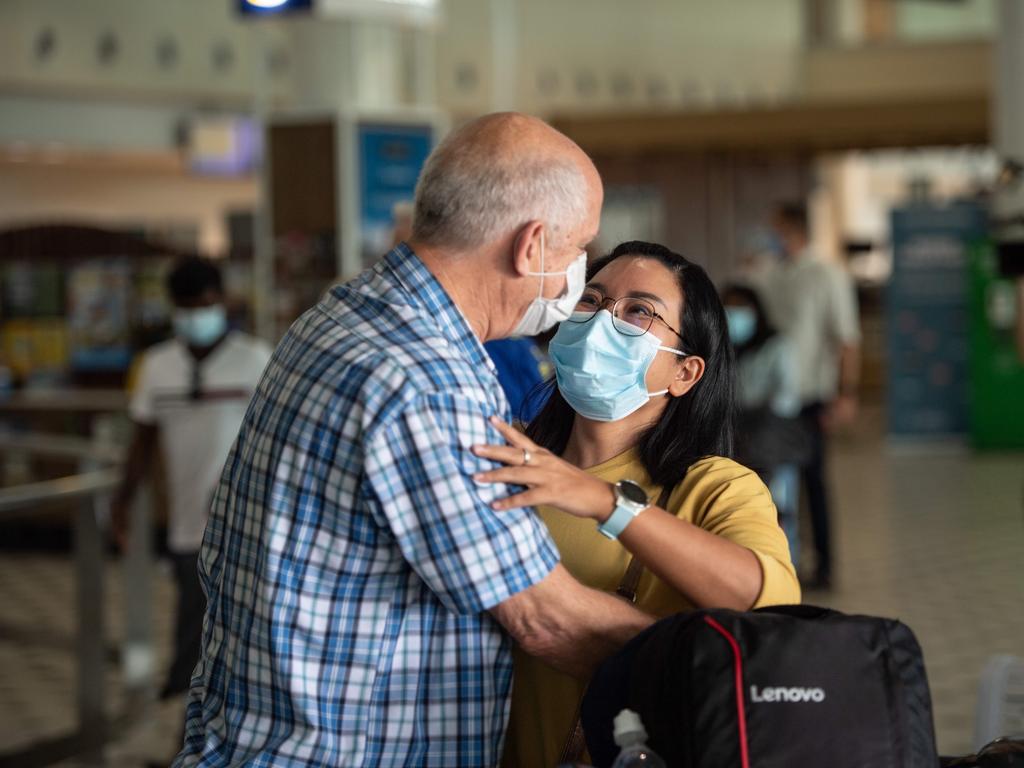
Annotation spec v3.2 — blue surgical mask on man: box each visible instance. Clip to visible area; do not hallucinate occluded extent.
[173,305,228,347]
[548,310,686,422]
[725,306,757,346]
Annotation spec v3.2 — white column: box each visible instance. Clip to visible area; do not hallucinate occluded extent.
[284,18,355,111]
[994,1,1024,219]
[490,0,518,112]
[284,18,406,112]
[994,0,1024,359]
[251,22,276,343]
[413,27,437,108]
[351,20,403,109]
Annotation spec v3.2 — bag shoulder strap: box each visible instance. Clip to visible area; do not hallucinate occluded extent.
[558,483,675,763]
[615,484,672,603]
[615,554,645,603]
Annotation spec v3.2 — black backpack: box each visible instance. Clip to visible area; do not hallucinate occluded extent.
[581,605,938,768]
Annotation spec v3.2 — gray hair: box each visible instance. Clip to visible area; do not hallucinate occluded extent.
[411,129,589,250]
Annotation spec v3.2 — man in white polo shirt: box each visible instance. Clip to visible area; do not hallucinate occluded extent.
[760,203,861,591]
[112,256,271,704]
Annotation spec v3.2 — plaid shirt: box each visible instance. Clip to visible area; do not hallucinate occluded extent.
[174,245,559,767]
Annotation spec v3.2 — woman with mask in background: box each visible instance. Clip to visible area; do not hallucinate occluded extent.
[722,283,806,573]
[471,241,801,768]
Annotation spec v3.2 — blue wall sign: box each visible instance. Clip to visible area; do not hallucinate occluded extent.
[358,123,433,267]
[887,201,988,438]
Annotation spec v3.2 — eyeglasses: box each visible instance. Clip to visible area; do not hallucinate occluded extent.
[569,290,686,343]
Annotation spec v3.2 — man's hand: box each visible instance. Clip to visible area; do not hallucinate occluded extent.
[110,421,158,553]
[824,393,858,431]
[472,417,617,522]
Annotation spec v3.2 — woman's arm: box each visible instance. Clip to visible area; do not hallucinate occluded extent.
[615,505,762,610]
[473,418,794,612]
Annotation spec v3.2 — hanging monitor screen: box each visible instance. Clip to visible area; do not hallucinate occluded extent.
[238,0,313,16]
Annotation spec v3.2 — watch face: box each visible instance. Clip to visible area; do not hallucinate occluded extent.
[619,480,648,506]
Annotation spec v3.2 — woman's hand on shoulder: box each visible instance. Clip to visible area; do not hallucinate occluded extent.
[472,416,616,521]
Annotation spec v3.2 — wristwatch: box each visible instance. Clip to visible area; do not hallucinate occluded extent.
[597,480,649,540]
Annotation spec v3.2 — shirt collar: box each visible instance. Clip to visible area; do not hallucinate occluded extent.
[382,243,496,376]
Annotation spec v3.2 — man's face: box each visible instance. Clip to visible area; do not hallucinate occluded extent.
[770,215,805,259]
[172,288,227,348]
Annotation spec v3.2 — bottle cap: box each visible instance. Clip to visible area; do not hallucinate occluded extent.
[613,708,647,746]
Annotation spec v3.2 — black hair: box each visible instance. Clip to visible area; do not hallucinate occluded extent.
[775,202,808,234]
[166,256,224,304]
[525,240,735,489]
[721,283,778,358]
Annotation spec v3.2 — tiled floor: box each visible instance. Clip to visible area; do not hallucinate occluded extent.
[1,411,1022,765]
[809,427,1024,755]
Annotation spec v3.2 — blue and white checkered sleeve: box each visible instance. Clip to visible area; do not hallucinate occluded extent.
[364,391,560,615]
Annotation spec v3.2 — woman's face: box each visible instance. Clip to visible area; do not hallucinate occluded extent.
[583,255,689,395]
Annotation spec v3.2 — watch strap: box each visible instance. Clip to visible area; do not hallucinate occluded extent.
[598,481,648,540]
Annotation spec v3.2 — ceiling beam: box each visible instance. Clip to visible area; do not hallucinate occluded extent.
[551,94,989,155]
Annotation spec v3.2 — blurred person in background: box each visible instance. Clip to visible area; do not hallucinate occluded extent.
[759,202,861,590]
[111,256,272,717]
[485,334,551,422]
[471,241,800,768]
[722,283,805,571]
[1017,276,1024,361]
[174,114,653,768]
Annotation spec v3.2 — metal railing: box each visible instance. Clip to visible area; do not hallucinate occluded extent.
[0,427,153,768]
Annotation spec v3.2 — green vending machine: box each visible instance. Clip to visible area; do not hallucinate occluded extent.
[968,240,1024,449]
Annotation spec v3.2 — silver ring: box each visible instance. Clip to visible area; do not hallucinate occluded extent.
[522,448,532,466]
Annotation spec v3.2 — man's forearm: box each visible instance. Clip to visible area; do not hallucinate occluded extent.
[838,343,861,397]
[114,424,157,508]
[492,564,653,678]
[564,587,654,676]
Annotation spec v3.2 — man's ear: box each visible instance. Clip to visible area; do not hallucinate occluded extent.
[512,221,544,277]
[668,355,705,397]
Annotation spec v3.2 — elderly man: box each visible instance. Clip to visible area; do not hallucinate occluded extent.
[174,113,651,767]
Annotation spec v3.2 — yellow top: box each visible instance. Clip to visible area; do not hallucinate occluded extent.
[501,451,801,768]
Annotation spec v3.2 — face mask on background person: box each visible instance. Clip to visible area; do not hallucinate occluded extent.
[549,309,686,422]
[725,306,757,346]
[513,229,588,337]
[173,305,228,347]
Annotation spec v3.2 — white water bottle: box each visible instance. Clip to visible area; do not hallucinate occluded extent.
[609,709,666,768]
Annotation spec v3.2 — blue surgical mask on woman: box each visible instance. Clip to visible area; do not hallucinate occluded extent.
[725,306,757,346]
[549,310,686,422]
[173,305,228,347]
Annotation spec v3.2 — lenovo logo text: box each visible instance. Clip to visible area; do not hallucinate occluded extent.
[750,685,826,703]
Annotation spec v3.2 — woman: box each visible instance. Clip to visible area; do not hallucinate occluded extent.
[722,283,806,571]
[471,241,800,768]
